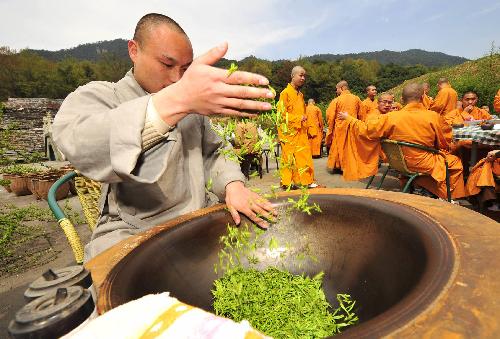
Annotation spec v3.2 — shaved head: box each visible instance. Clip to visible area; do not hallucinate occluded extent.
[462,90,477,99]
[377,93,393,114]
[377,93,393,103]
[366,85,376,93]
[134,13,187,47]
[308,99,315,105]
[402,83,424,104]
[437,78,449,85]
[291,66,306,78]
[290,66,306,89]
[336,80,348,89]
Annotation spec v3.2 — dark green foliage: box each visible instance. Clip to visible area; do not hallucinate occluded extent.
[0,48,131,100]
[213,267,358,338]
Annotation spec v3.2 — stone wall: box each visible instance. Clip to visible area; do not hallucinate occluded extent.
[1,98,63,156]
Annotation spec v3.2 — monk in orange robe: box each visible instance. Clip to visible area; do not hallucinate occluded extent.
[481,106,490,115]
[466,150,500,203]
[422,82,434,109]
[445,91,492,123]
[277,66,316,188]
[359,85,378,121]
[337,83,466,200]
[430,78,458,114]
[391,102,402,111]
[439,91,493,156]
[494,89,500,113]
[365,93,393,120]
[305,99,324,158]
[325,80,362,173]
[389,94,402,111]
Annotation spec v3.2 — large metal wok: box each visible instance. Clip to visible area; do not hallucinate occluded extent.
[87,189,500,338]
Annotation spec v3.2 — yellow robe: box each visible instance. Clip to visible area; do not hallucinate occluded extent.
[466,158,500,196]
[422,94,434,109]
[495,89,500,113]
[277,83,314,186]
[343,102,466,199]
[359,97,378,122]
[306,104,324,157]
[430,85,458,114]
[326,90,362,171]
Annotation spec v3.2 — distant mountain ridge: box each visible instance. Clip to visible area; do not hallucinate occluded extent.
[305,49,468,67]
[26,39,468,67]
[26,39,130,62]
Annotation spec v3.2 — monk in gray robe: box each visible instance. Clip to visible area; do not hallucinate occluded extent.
[53,13,276,261]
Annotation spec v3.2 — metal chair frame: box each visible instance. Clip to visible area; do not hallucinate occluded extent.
[366,139,451,202]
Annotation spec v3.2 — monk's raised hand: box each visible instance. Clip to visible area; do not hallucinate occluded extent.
[156,42,274,119]
[486,150,499,162]
[337,112,349,120]
[224,181,277,229]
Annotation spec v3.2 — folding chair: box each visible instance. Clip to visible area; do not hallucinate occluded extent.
[48,170,101,264]
[366,139,451,202]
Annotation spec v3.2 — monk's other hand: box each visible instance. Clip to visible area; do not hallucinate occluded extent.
[159,42,274,119]
[225,181,277,229]
[337,111,349,120]
[464,105,474,113]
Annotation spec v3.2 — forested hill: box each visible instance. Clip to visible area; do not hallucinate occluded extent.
[26,39,130,62]
[27,39,467,67]
[305,49,468,67]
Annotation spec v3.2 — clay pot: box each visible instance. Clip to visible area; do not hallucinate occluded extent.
[25,173,41,195]
[36,178,70,201]
[9,175,32,196]
[1,174,14,193]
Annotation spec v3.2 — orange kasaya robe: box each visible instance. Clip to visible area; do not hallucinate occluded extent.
[430,84,458,114]
[325,90,362,171]
[465,106,492,120]
[422,94,434,109]
[325,98,337,125]
[494,89,500,113]
[439,108,472,152]
[277,83,314,186]
[365,108,388,162]
[305,104,324,157]
[341,102,466,199]
[359,97,378,121]
[466,158,500,196]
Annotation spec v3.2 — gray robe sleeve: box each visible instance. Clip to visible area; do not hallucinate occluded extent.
[53,82,170,184]
[201,117,246,200]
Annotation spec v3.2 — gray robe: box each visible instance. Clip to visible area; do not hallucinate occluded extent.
[53,70,245,261]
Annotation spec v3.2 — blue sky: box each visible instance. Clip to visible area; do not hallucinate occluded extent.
[0,0,498,60]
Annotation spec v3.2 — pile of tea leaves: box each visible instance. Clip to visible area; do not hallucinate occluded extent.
[212,267,358,338]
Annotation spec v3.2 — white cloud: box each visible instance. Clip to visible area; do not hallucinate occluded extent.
[0,0,333,59]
